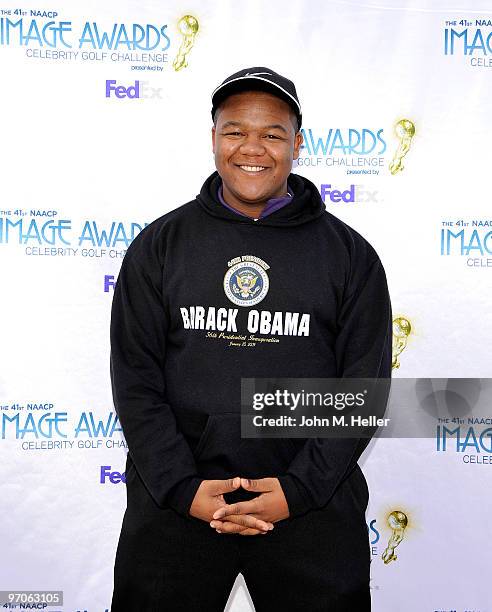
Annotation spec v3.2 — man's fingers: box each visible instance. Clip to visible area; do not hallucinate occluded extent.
[208,477,241,496]
[238,528,268,536]
[212,499,260,519]
[241,477,275,492]
[212,518,248,534]
[210,514,273,532]
[215,522,270,536]
[217,524,264,536]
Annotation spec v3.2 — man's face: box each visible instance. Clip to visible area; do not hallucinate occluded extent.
[212,90,303,208]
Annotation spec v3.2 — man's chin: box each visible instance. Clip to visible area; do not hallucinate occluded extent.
[229,187,275,205]
[233,195,271,207]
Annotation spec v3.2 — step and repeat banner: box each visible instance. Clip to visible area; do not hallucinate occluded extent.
[1,0,491,610]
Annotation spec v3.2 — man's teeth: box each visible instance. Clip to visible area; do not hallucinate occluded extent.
[239,166,266,172]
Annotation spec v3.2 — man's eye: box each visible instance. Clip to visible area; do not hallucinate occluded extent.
[224,131,242,136]
[265,134,280,139]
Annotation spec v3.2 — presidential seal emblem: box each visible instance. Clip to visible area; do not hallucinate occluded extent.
[224,255,270,307]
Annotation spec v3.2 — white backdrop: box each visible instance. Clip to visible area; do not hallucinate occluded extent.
[1,0,491,610]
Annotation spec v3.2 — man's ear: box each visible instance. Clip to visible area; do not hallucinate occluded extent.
[212,126,216,154]
[293,130,303,161]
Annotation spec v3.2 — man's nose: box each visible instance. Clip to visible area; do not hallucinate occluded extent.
[239,136,266,156]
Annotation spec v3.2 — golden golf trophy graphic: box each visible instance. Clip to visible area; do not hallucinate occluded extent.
[173,15,199,71]
[392,316,412,370]
[382,510,408,564]
[389,119,415,175]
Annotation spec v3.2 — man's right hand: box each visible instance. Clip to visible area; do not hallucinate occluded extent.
[189,477,273,535]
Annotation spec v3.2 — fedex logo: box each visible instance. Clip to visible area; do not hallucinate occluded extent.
[320,184,380,204]
[105,80,163,99]
[106,80,140,98]
[321,184,355,203]
[100,465,126,484]
[104,275,115,292]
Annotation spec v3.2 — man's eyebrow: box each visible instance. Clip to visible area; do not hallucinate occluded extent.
[264,124,288,134]
[220,121,242,130]
[220,121,289,134]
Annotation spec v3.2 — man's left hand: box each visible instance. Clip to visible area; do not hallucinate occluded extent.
[210,477,290,534]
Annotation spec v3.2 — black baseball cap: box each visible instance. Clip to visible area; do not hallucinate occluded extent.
[211,66,302,130]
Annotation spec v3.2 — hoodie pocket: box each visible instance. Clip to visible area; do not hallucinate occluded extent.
[193,412,239,463]
[193,412,300,479]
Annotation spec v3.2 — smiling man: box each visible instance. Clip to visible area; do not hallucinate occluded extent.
[110,67,392,611]
[211,85,302,219]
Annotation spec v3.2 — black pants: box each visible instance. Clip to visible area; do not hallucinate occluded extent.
[111,467,371,612]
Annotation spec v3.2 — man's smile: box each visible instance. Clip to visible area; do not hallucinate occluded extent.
[235,164,269,174]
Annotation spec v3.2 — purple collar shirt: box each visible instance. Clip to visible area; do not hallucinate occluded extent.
[217,185,293,220]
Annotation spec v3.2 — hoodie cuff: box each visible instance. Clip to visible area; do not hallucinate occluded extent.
[165,476,203,519]
[278,474,313,518]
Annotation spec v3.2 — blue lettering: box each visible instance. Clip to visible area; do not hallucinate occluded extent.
[75,412,122,438]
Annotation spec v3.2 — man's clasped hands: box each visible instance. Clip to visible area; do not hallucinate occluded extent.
[189,477,290,536]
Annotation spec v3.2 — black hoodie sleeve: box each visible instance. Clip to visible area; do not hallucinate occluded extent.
[277,250,392,518]
[110,248,203,518]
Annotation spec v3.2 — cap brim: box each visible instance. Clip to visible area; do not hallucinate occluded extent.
[211,77,302,127]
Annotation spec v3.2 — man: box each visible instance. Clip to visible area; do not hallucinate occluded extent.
[110,67,392,611]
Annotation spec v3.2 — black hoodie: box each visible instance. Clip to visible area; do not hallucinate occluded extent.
[109,171,392,519]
